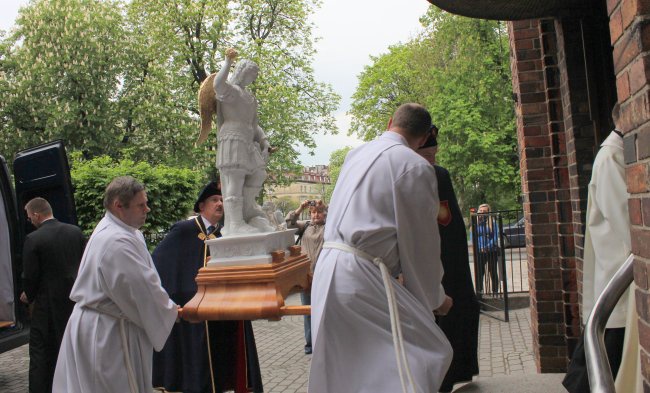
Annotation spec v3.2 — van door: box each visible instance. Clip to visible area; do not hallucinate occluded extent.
[0,155,19,331]
[0,140,77,353]
[13,140,78,237]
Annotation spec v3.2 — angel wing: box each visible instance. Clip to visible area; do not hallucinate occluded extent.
[197,73,217,145]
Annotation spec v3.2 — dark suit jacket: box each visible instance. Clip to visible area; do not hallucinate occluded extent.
[22,218,86,336]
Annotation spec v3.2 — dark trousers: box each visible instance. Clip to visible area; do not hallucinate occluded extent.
[477,250,500,294]
[301,292,311,350]
[29,304,60,393]
[562,327,625,393]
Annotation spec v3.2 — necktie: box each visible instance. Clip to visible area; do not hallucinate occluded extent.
[207,225,216,235]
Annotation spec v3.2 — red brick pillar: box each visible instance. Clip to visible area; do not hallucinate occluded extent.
[608,0,650,388]
[509,19,572,372]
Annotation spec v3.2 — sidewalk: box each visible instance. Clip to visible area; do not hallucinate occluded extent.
[0,295,563,393]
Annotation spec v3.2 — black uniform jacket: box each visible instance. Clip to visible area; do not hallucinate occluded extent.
[152,217,263,393]
[434,165,480,391]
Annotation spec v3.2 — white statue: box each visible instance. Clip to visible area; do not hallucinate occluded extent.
[198,48,275,236]
[262,201,287,231]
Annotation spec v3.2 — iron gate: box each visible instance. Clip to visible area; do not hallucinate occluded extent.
[470,209,526,322]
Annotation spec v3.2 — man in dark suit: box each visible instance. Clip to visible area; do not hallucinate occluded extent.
[152,181,263,393]
[19,197,86,393]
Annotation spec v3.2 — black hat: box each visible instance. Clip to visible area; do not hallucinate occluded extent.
[419,124,439,149]
[193,181,221,213]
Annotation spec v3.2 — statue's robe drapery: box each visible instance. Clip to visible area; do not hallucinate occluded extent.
[434,165,480,391]
[152,217,263,393]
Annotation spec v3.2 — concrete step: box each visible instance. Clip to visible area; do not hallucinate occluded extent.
[453,373,566,392]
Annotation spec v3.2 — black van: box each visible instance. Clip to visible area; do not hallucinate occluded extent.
[0,141,77,353]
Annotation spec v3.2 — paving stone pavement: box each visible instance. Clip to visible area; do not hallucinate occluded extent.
[0,295,544,393]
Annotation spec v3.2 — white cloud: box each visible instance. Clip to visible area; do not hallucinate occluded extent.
[304,0,430,165]
[298,111,364,166]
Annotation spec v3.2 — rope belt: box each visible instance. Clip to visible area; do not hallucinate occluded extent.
[83,304,139,393]
[322,242,417,393]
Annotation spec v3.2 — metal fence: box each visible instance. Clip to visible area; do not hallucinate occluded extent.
[470,209,526,322]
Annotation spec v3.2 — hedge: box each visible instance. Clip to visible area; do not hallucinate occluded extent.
[70,154,204,244]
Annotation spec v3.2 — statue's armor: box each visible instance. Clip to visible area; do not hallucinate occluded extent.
[216,85,265,172]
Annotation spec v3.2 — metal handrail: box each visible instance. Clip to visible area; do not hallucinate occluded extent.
[585,254,635,393]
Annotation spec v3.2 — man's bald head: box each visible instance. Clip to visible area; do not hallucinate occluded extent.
[389,103,433,138]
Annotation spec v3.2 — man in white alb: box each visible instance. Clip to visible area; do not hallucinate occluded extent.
[53,176,179,393]
[309,103,453,393]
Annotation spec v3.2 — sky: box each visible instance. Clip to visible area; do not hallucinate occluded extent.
[0,0,431,165]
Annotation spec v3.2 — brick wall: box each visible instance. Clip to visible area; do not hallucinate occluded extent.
[608,0,650,388]
[509,18,570,372]
[508,9,615,371]
[554,12,618,356]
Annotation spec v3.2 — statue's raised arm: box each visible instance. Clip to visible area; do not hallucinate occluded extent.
[198,48,275,236]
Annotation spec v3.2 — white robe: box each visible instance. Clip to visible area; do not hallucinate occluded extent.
[309,131,452,393]
[53,212,177,393]
[581,132,631,328]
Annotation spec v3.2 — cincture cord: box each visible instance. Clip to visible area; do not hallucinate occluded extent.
[84,304,138,393]
[119,318,139,393]
[322,242,417,393]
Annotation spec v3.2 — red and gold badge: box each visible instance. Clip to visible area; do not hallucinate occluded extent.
[438,200,452,226]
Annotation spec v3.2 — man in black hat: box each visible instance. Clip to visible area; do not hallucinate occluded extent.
[152,181,263,393]
[418,126,480,393]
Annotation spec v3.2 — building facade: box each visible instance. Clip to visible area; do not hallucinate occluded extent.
[266,165,330,210]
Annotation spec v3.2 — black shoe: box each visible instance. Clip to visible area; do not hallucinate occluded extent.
[304,347,312,355]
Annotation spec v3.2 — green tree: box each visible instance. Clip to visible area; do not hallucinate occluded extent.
[0,0,128,161]
[349,44,420,139]
[273,195,298,216]
[125,0,340,181]
[0,0,339,181]
[348,8,519,212]
[324,146,352,202]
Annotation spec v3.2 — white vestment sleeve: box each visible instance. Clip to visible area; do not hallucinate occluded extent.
[99,237,177,351]
[593,151,631,250]
[394,163,446,312]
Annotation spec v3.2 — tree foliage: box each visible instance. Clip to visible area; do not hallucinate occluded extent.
[324,146,352,202]
[70,153,203,239]
[0,0,127,160]
[348,7,519,212]
[0,0,339,185]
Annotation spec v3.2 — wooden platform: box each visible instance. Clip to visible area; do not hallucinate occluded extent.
[182,245,311,322]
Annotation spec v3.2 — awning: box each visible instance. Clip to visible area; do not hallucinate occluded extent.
[426,0,591,21]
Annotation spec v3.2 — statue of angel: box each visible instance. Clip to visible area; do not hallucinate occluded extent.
[198,48,274,236]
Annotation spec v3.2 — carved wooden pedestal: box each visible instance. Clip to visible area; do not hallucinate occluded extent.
[182,245,311,322]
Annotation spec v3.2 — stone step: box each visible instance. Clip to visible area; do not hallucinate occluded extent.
[453,373,566,392]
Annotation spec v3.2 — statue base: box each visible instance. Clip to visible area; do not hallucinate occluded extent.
[183,245,310,321]
[182,229,310,322]
[205,229,298,266]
